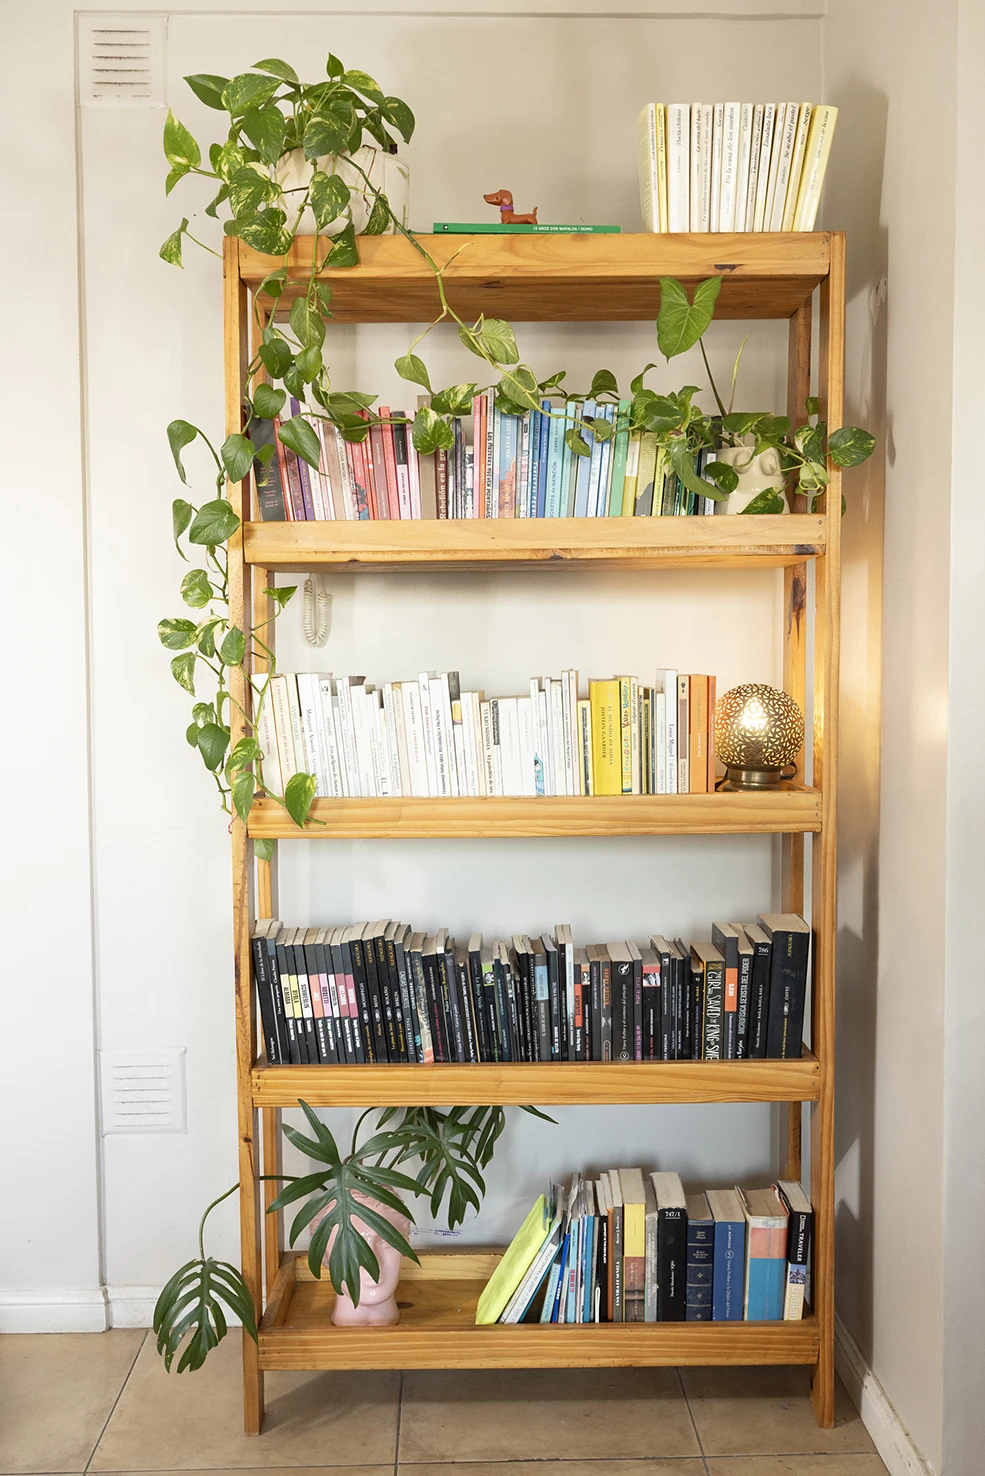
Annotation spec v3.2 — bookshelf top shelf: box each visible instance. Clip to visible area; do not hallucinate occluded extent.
[237,232,834,323]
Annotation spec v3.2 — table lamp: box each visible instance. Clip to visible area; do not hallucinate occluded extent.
[714,683,805,790]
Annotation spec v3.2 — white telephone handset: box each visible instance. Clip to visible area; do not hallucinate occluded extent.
[301,572,331,647]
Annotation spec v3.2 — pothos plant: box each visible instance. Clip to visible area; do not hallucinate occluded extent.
[154,1099,551,1371]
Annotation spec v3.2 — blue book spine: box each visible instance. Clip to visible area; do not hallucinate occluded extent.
[539,1256,563,1322]
[550,1232,570,1321]
[565,1217,581,1321]
[573,399,595,517]
[498,414,519,516]
[525,409,539,517]
[686,1216,714,1322]
[593,404,616,516]
[746,1254,786,1321]
[559,401,577,515]
[536,400,551,517]
[544,403,566,517]
[712,1218,745,1321]
[582,1214,596,1322]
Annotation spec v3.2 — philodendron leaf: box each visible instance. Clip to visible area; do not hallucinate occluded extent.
[278,415,322,470]
[252,57,299,84]
[263,584,297,608]
[188,500,241,547]
[183,73,228,110]
[395,353,431,392]
[241,104,286,165]
[153,1256,257,1373]
[171,653,196,694]
[382,96,415,143]
[221,72,281,115]
[740,488,786,515]
[289,296,325,349]
[252,383,285,418]
[167,420,199,483]
[230,210,292,257]
[362,192,390,235]
[309,170,351,230]
[163,111,200,169]
[225,736,261,779]
[284,771,317,827]
[656,275,722,359]
[158,618,198,650]
[341,68,385,102]
[703,461,739,495]
[218,626,246,665]
[590,368,619,397]
[326,223,359,268]
[412,406,455,455]
[827,426,876,467]
[160,219,189,267]
[220,433,254,484]
[197,723,230,772]
[180,569,213,608]
[461,318,519,366]
[231,770,255,823]
[258,335,294,379]
[430,383,477,416]
[303,114,348,161]
[172,499,193,555]
[565,427,591,458]
[630,362,658,395]
[254,838,276,862]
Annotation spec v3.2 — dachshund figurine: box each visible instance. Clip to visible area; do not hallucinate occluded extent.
[484,189,539,226]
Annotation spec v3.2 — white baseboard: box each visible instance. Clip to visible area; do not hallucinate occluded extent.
[835,1312,936,1476]
[0,1287,108,1333]
[107,1285,161,1328]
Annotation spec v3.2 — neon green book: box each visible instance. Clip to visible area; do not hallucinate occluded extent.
[476,1194,551,1324]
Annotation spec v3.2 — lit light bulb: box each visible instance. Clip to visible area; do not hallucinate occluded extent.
[714,683,805,790]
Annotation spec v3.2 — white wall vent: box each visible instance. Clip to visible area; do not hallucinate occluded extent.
[77,14,166,109]
[99,1049,186,1133]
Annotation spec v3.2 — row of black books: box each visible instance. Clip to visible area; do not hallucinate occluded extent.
[252,915,810,1068]
[478,1170,813,1325]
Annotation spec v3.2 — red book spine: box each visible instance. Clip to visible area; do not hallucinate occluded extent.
[378,406,400,520]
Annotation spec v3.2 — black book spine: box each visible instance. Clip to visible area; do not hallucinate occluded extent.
[371,934,398,1062]
[632,955,643,1060]
[408,948,431,1062]
[589,955,602,1062]
[483,956,504,1062]
[676,945,692,1061]
[514,950,532,1062]
[422,950,449,1062]
[442,949,467,1063]
[381,935,408,1062]
[360,935,389,1062]
[456,954,479,1064]
[248,417,288,521]
[392,938,419,1064]
[264,938,289,1063]
[597,1207,609,1322]
[642,965,659,1061]
[703,958,724,1060]
[349,936,377,1063]
[657,1207,687,1322]
[786,1206,813,1267]
[469,949,490,1063]
[736,950,752,1060]
[600,958,613,1062]
[765,927,810,1058]
[546,949,563,1061]
[530,953,549,1063]
[748,937,772,1058]
[274,943,301,1064]
[612,958,633,1062]
[574,961,586,1062]
[658,945,674,1060]
[291,945,318,1063]
[689,962,704,1060]
[674,947,686,1061]
[251,936,281,1064]
[556,945,569,1062]
[497,955,521,1060]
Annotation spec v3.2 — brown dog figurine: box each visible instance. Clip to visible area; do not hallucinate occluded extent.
[484,189,539,226]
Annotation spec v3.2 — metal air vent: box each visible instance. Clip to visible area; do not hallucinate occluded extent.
[78,14,166,108]
[99,1048,186,1133]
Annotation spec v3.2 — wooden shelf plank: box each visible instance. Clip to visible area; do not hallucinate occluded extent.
[244,515,825,573]
[237,233,831,322]
[257,1252,819,1370]
[251,1052,820,1107]
[248,789,822,840]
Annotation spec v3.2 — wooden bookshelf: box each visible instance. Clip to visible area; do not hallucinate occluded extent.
[244,513,826,573]
[258,1251,820,1371]
[251,1052,821,1108]
[248,789,822,840]
[223,231,843,1434]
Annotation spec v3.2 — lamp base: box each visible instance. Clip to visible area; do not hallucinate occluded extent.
[719,764,792,791]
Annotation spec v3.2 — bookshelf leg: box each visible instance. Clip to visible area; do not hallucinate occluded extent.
[242,1330,264,1435]
[262,1107,284,1300]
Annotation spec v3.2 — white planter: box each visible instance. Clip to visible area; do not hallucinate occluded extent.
[712,442,789,515]
[273,145,410,237]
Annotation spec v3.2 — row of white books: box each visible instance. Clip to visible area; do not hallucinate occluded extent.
[254,669,718,801]
[637,102,838,234]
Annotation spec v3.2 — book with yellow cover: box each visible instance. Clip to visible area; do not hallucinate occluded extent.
[618,677,634,795]
[589,680,621,796]
[476,1193,550,1324]
[655,104,669,231]
[793,105,838,231]
[619,1167,647,1323]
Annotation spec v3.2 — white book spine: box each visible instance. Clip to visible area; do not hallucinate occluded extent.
[406,435,422,519]
[391,682,412,796]
[578,700,594,796]
[489,699,504,795]
[540,678,555,796]
[734,103,754,232]
[782,103,813,231]
[745,104,765,231]
[568,670,581,796]
[661,669,678,794]
[395,450,412,521]
[718,102,739,233]
[403,680,430,796]
[318,677,346,797]
[381,683,403,798]
[441,673,462,796]
[351,685,378,797]
[333,425,356,519]
[470,693,486,795]
[335,677,361,795]
[666,103,690,231]
[753,103,777,232]
[427,676,451,797]
[311,420,334,519]
[253,673,283,797]
[480,699,496,796]
[793,105,838,231]
[296,672,329,796]
[655,690,667,795]
[636,103,660,232]
[709,103,725,231]
[762,102,788,231]
[517,413,531,518]
[372,694,391,796]
[517,696,537,798]
[269,674,298,784]
[499,698,522,796]
[629,675,640,794]
[536,685,551,796]
[550,679,567,796]
[689,101,704,231]
[417,673,439,796]
[459,691,478,796]
[768,103,799,231]
[561,671,575,796]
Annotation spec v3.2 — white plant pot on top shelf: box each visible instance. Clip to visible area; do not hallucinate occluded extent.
[273,145,410,237]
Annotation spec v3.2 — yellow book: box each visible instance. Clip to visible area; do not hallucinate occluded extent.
[619,1167,647,1323]
[475,1194,548,1324]
[793,105,838,231]
[589,679,621,796]
[621,430,642,515]
[655,104,669,232]
[635,433,659,516]
[636,104,659,232]
[617,677,633,795]
[781,103,813,230]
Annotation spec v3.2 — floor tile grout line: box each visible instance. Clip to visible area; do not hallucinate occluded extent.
[394,1368,404,1475]
[675,1365,711,1476]
[81,1328,148,1475]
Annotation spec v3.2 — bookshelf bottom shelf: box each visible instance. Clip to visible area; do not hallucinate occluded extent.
[257,1251,819,1371]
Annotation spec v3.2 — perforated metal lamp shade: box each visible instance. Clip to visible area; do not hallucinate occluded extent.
[714,683,805,790]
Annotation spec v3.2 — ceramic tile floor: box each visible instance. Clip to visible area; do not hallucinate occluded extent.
[0,1331,888,1476]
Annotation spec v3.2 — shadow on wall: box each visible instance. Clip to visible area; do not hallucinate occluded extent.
[823,77,889,1369]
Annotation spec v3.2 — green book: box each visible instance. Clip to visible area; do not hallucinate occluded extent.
[607,400,632,517]
[432,222,621,235]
